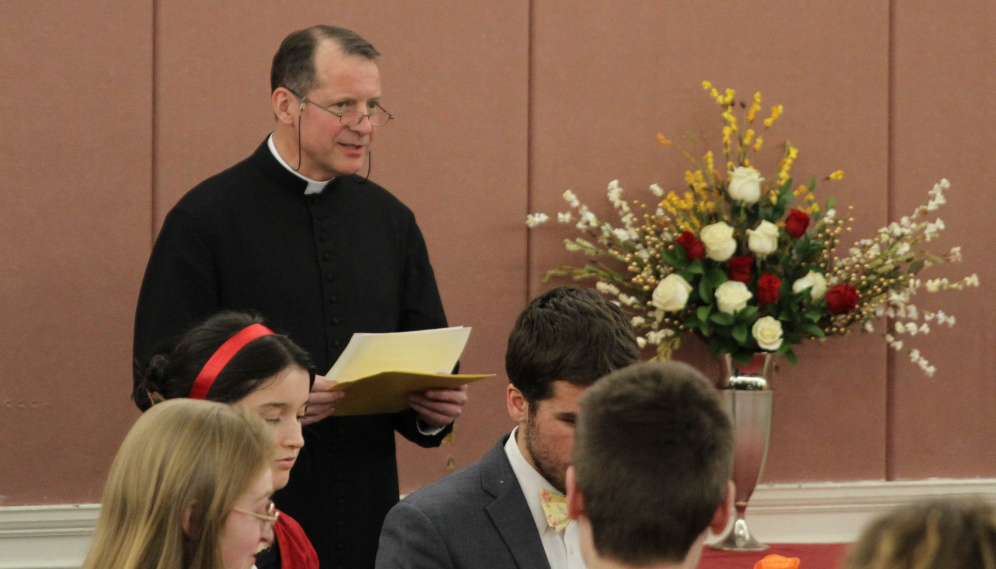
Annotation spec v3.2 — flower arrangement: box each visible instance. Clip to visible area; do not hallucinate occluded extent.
[526,81,978,375]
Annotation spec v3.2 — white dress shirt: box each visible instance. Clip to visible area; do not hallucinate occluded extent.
[504,427,587,569]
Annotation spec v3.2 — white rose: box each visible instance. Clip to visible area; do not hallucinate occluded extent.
[700,222,737,261]
[752,316,784,351]
[715,281,753,314]
[792,270,828,300]
[728,167,765,204]
[652,274,693,312]
[747,220,780,256]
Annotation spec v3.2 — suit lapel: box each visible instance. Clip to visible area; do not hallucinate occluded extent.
[481,435,551,569]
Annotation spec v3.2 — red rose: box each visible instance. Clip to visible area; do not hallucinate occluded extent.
[785,209,810,238]
[826,284,859,314]
[757,273,781,304]
[728,256,753,283]
[676,231,705,261]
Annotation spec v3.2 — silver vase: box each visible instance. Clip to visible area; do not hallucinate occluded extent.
[710,353,773,552]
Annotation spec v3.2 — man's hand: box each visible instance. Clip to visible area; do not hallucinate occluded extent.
[302,375,346,425]
[408,385,468,428]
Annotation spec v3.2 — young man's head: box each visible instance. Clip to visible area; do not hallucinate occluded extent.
[504,286,640,492]
[567,361,735,569]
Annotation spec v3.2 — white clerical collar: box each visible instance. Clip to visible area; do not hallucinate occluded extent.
[504,427,562,537]
[267,134,332,195]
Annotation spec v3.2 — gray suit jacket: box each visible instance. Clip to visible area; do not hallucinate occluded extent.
[375,434,551,569]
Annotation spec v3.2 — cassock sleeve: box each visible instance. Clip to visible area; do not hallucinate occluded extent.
[132,207,218,410]
[392,216,455,446]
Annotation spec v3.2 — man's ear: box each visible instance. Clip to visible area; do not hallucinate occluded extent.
[709,480,735,536]
[566,466,585,520]
[271,87,299,125]
[507,384,529,424]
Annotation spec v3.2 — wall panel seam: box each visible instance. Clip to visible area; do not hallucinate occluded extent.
[885,0,896,482]
[525,0,534,303]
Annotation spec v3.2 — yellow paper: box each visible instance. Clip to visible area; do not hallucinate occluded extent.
[326,327,472,383]
[325,327,493,416]
[329,372,493,416]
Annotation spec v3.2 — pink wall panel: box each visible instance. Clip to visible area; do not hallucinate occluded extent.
[888,0,996,478]
[154,1,529,492]
[528,0,891,481]
[0,2,151,504]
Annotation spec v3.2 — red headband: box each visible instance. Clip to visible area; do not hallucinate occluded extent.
[189,324,275,399]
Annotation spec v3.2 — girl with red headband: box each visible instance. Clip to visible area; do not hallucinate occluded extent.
[135,311,319,569]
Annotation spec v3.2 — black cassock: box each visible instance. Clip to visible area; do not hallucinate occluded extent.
[133,138,452,569]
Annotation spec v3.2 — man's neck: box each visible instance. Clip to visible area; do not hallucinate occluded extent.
[579,519,705,569]
[271,128,334,182]
[514,425,538,472]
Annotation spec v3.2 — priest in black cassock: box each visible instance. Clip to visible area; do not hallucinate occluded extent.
[132,25,468,569]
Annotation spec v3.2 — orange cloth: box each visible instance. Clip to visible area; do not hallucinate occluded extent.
[754,554,801,569]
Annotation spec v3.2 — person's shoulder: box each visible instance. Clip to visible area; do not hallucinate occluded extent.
[274,510,320,568]
[335,175,415,215]
[171,154,259,214]
[396,439,510,517]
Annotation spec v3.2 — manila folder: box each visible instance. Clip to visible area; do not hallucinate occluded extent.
[325,327,493,416]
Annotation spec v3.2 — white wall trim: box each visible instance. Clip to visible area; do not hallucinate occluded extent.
[2,480,996,568]
[712,478,996,544]
[0,505,99,569]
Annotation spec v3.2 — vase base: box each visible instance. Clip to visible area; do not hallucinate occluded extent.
[709,517,769,552]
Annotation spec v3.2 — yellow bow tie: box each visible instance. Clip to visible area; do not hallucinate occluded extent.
[540,489,570,532]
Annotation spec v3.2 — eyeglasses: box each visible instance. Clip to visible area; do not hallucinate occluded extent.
[291,91,394,126]
[233,501,280,532]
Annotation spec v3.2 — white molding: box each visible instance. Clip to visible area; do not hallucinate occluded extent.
[3,480,996,567]
[0,505,99,569]
[709,478,996,544]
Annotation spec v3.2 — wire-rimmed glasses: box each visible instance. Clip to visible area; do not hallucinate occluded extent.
[290,90,394,126]
[233,501,280,532]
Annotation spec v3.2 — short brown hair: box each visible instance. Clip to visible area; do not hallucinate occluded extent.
[573,361,734,565]
[271,25,380,95]
[845,498,996,569]
[505,286,639,404]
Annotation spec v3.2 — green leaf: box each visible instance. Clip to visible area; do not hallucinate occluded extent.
[699,279,714,304]
[804,310,822,322]
[797,322,826,338]
[783,348,798,366]
[697,305,712,322]
[736,305,759,323]
[700,319,712,336]
[710,312,735,326]
[684,317,701,329]
[707,336,724,358]
[706,268,728,287]
[908,260,925,274]
[733,349,754,365]
[663,246,689,269]
[732,322,748,345]
[686,259,705,275]
[826,196,837,211]
[807,175,817,192]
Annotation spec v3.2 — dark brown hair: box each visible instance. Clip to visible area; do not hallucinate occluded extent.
[505,286,639,404]
[271,25,380,96]
[845,498,996,569]
[573,361,734,565]
[134,311,315,410]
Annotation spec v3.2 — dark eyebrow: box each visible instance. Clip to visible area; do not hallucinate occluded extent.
[555,412,577,423]
[257,402,289,410]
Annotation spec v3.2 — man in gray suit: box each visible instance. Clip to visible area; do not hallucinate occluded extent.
[376,286,640,569]
[566,361,735,569]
